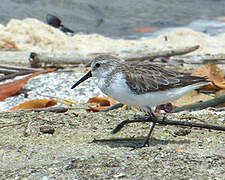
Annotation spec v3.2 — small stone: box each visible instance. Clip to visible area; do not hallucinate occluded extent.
[40,126,55,134]
[115,171,126,179]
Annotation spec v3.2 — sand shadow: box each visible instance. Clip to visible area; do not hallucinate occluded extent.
[90,136,191,148]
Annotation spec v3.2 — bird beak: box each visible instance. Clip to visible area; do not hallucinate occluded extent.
[71,71,92,89]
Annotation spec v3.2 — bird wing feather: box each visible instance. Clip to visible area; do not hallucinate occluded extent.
[123,63,207,94]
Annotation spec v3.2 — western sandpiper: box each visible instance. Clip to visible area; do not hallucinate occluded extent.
[71,55,210,148]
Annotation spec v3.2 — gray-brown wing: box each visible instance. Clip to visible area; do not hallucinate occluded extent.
[124,63,207,94]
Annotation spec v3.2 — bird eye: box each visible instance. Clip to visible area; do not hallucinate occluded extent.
[95,63,100,68]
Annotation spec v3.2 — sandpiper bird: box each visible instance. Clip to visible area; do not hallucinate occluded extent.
[71,55,210,148]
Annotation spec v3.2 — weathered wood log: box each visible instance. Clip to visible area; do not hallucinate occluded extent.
[1,46,225,67]
[28,45,200,65]
[29,52,93,65]
[0,51,30,65]
[124,45,200,62]
[172,53,225,64]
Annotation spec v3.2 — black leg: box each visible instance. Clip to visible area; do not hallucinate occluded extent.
[111,116,157,149]
[111,107,156,134]
[131,121,156,150]
[111,119,151,134]
[131,107,158,149]
[111,106,159,149]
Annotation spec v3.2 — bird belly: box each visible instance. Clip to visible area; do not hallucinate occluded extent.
[100,76,209,108]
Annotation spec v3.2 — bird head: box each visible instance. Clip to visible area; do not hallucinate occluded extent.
[71,55,121,89]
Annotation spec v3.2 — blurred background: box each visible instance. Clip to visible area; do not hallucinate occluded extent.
[1,0,225,38]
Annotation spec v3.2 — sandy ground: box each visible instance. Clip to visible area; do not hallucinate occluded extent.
[0,108,224,179]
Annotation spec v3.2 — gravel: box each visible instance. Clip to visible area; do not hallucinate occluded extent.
[0,71,104,111]
[0,108,224,179]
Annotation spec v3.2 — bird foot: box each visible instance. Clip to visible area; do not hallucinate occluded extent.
[130,139,149,150]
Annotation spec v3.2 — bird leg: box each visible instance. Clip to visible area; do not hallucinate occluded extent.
[131,121,156,150]
[131,107,158,149]
[111,118,151,134]
[111,107,159,149]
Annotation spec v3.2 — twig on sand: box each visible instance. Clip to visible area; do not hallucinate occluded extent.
[0,64,43,81]
[173,94,225,113]
[0,70,35,81]
[101,103,124,112]
[0,121,28,129]
[0,64,42,71]
[112,115,225,134]
[10,107,69,113]
[0,68,20,74]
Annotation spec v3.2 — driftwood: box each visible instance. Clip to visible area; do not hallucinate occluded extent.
[29,52,93,65]
[124,45,200,62]
[28,45,200,65]
[29,45,225,65]
[0,45,224,83]
[29,47,225,66]
[0,51,30,65]
[0,71,35,81]
[1,45,225,66]
[1,45,199,82]
[0,64,43,81]
[172,53,225,64]
[0,64,42,71]
[0,68,19,74]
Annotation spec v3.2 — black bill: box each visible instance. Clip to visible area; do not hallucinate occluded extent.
[71,71,92,89]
